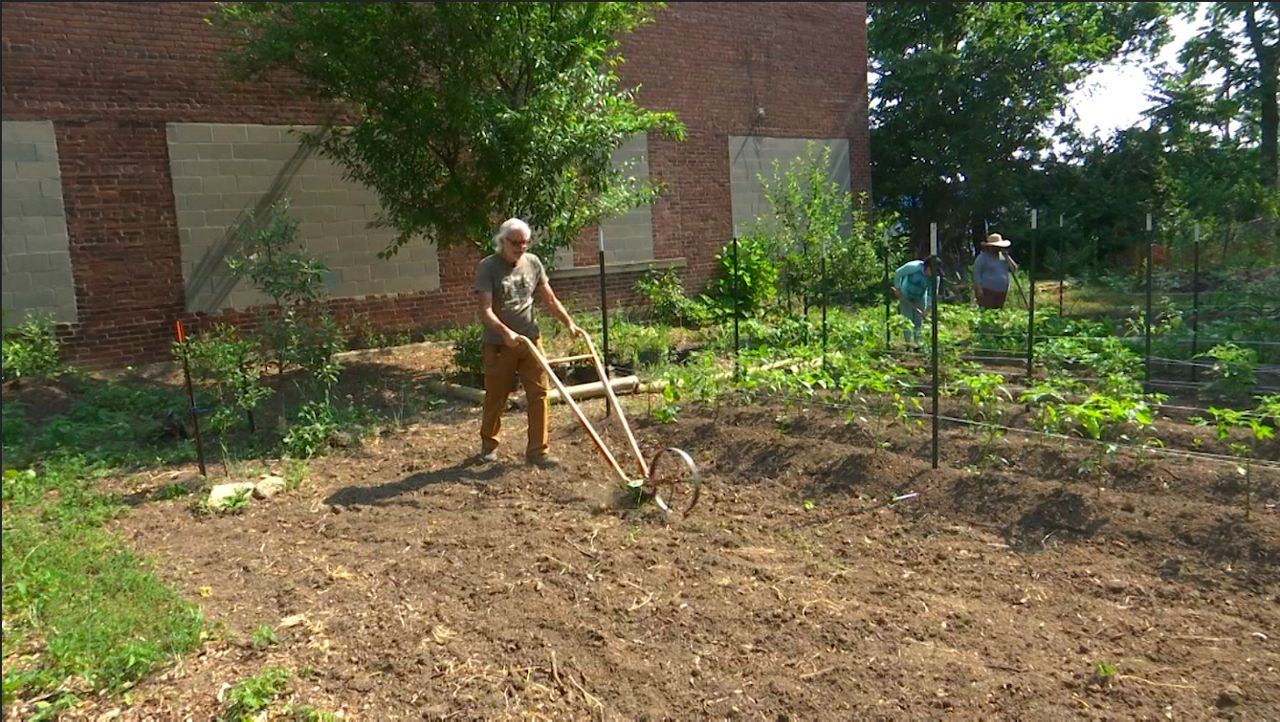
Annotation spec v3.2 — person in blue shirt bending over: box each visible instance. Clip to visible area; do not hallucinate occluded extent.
[891,256,936,347]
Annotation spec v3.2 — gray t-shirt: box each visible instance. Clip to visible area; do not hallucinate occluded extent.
[474,253,548,344]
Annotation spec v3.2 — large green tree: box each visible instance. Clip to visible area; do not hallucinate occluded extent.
[215,2,684,256]
[868,2,1170,258]
[1171,1,1279,189]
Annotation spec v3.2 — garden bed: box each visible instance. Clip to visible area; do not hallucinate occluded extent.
[34,343,1278,720]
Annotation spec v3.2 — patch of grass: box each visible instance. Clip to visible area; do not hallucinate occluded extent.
[1,460,205,709]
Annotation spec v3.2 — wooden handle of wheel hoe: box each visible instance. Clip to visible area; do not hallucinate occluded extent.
[517,335,634,484]
[576,331,649,479]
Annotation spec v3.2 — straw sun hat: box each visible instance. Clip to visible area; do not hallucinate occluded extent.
[983,233,1012,248]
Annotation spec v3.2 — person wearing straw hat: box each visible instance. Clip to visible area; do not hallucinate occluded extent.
[891,256,936,347]
[973,233,1019,309]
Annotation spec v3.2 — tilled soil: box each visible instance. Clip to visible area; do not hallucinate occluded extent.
[41,347,1280,719]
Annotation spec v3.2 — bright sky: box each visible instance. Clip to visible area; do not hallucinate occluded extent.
[1066,13,1200,138]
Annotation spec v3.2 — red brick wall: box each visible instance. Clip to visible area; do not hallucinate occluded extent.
[1,2,868,367]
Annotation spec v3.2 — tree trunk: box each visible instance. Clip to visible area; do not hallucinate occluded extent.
[1244,2,1278,188]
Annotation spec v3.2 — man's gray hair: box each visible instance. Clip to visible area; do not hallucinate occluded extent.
[493,217,532,250]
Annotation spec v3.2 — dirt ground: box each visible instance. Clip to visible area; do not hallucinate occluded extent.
[46,344,1280,719]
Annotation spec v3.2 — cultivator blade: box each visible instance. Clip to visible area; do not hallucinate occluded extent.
[644,446,701,518]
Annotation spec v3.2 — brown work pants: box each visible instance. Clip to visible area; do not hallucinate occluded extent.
[480,339,549,458]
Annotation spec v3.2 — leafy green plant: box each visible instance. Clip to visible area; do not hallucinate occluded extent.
[226,200,343,390]
[281,400,342,459]
[747,142,882,306]
[892,393,924,433]
[222,666,290,721]
[1,313,62,385]
[708,231,778,319]
[1205,405,1275,515]
[181,324,272,435]
[447,323,485,383]
[1256,394,1280,425]
[1198,342,1258,396]
[220,487,252,514]
[634,269,709,327]
[610,320,672,370]
[652,403,679,424]
[954,372,1012,467]
[283,458,309,491]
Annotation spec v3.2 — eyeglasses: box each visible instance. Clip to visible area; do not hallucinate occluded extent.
[505,236,530,247]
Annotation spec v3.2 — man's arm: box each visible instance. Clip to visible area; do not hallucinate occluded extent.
[476,290,520,347]
[1005,253,1019,272]
[537,281,582,336]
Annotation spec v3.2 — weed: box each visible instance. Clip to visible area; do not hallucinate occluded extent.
[157,482,193,501]
[1092,661,1118,687]
[250,624,278,650]
[288,705,340,722]
[283,457,309,491]
[281,400,341,459]
[652,401,680,424]
[221,487,252,514]
[222,666,290,720]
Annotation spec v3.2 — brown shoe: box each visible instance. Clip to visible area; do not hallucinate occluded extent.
[527,453,561,469]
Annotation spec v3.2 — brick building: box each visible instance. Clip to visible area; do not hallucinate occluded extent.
[2,2,869,367]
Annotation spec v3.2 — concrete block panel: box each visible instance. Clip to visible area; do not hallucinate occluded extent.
[728,136,852,239]
[552,134,655,271]
[1,121,77,327]
[598,134,654,268]
[168,123,441,312]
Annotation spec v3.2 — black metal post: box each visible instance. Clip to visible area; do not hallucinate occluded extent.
[883,240,891,350]
[1191,225,1200,382]
[821,241,828,370]
[1144,216,1154,392]
[931,252,940,471]
[176,321,207,477]
[733,236,741,381]
[1058,213,1065,316]
[598,248,609,371]
[1026,224,1037,380]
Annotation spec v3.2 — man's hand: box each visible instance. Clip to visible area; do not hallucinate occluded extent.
[566,321,584,338]
[503,328,522,348]
[891,287,902,299]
